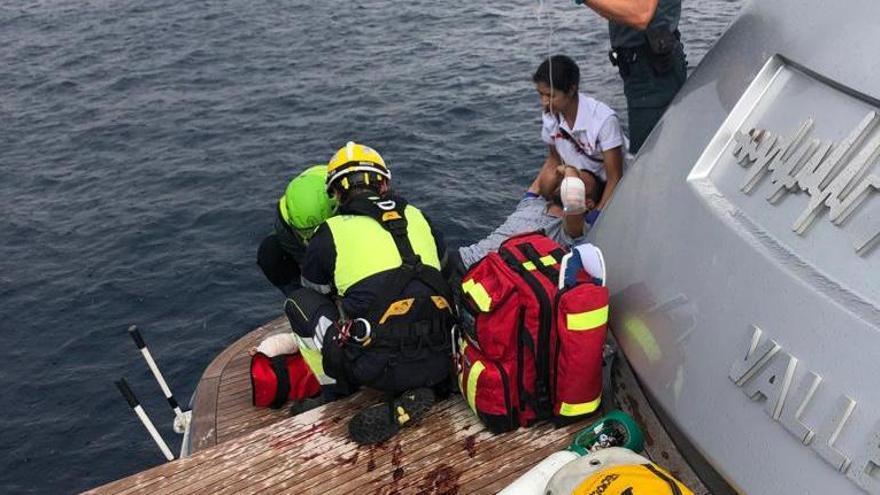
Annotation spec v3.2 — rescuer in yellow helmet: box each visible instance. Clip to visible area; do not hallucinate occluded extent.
[284,141,455,445]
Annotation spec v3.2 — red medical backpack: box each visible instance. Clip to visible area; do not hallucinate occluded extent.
[250,352,321,409]
[458,232,608,432]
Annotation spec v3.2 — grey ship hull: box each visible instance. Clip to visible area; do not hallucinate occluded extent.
[593,0,880,493]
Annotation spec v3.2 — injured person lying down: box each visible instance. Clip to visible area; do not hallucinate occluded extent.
[457,165,608,270]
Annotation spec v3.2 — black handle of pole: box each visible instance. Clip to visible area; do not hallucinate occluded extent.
[128,325,146,350]
[115,378,140,408]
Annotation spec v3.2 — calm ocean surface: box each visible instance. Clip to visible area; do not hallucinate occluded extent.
[0,1,741,492]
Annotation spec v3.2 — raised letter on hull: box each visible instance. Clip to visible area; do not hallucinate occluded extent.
[779,371,822,444]
[729,325,780,386]
[848,419,880,494]
[811,395,857,472]
[741,350,798,420]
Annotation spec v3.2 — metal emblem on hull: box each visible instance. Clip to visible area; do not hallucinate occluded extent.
[687,55,880,320]
[732,113,880,254]
[730,326,880,494]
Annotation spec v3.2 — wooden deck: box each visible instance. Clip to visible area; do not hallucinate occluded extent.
[86,318,709,494]
[187,317,293,454]
[90,389,599,494]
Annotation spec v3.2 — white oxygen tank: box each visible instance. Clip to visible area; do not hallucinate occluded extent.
[497,450,580,495]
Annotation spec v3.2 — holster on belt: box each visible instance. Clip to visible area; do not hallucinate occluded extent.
[609,28,680,77]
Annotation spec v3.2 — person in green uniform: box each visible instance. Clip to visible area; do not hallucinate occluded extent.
[575,0,687,153]
[256,165,336,296]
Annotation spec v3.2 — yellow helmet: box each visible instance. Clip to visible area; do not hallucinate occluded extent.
[325,141,391,195]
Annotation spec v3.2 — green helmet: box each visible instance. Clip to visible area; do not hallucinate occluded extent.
[279,165,336,239]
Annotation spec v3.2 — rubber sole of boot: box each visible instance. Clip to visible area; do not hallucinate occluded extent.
[289,395,326,416]
[348,388,435,445]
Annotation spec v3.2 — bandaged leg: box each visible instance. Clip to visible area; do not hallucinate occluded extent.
[254,333,299,357]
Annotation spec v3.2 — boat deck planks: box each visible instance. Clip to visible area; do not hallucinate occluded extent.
[189,317,291,453]
[87,318,710,494]
[88,390,596,494]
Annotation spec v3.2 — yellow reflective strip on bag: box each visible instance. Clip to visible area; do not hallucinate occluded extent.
[566,305,609,331]
[466,361,486,413]
[540,255,557,266]
[462,279,492,312]
[522,261,537,271]
[559,396,601,416]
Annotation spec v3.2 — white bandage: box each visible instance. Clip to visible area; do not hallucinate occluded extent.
[560,176,586,215]
[255,333,299,357]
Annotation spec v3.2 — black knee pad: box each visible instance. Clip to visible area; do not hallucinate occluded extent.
[284,287,338,340]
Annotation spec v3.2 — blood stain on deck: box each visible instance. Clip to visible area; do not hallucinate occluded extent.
[464,434,477,457]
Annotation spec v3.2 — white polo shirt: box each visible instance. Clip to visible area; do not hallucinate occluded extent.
[541,92,626,182]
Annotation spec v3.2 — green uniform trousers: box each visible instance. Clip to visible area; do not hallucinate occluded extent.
[621,47,687,153]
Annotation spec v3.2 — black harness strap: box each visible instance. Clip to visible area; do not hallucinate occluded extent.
[343,195,454,329]
[499,249,553,417]
[517,243,560,286]
[269,355,291,409]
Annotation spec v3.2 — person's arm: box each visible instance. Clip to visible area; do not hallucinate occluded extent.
[578,0,658,30]
[534,145,564,198]
[300,224,336,295]
[596,146,623,210]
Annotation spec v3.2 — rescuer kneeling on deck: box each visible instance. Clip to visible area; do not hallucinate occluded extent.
[288,141,455,445]
[257,165,337,296]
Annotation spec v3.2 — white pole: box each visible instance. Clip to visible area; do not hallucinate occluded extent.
[128,326,186,421]
[133,405,175,461]
[140,347,183,417]
[116,378,175,461]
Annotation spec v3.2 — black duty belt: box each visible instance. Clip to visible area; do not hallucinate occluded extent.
[609,29,681,67]
[609,44,648,67]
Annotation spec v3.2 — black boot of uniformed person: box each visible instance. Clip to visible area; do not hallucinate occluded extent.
[348,388,436,445]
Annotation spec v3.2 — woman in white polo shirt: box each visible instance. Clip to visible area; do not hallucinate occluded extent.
[533,55,626,225]
[455,55,627,269]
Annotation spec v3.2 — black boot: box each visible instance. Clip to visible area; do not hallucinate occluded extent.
[289,395,327,416]
[348,388,435,445]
